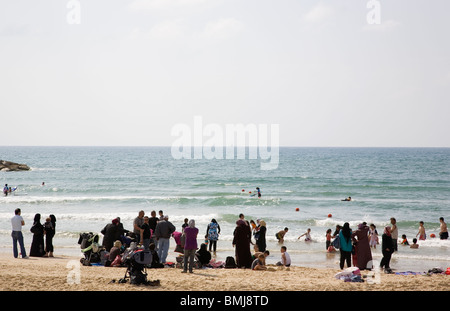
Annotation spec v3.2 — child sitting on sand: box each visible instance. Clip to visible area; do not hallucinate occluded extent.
[276,246,291,267]
[251,254,267,271]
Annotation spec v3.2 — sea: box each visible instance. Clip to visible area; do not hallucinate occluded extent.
[1,146,449,272]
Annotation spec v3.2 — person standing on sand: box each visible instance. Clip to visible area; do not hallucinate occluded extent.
[140,216,152,251]
[155,215,176,264]
[133,210,145,244]
[11,208,28,258]
[256,220,267,252]
[389,218,398,252]
[206,218,221,253]
[182,219,198,273]
[30,213,45,257]
[380,226,394,273]
[44,214,56,257]
[338,222,352,269]
[148,211,159,246]
[439,217,448,240]
[351,223,373,270]
[232,219,253,268]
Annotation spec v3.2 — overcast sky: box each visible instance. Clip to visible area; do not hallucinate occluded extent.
[0,0,449,147]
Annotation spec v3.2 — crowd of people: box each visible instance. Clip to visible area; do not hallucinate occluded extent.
[10,208,56,259]
[10,207,448,274]
[326,217,448,273]
[95,210,291,272]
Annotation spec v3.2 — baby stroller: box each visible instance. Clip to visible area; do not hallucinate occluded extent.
[119,249,159,286]
[78,232,102,266]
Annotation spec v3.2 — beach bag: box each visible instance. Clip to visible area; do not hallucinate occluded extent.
[225,256,236,269]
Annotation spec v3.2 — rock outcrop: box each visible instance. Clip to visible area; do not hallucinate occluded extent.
[0,160,31,171]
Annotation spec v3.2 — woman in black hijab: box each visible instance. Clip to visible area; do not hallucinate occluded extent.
[44,214,56,257]
[232,220,253,268]
[30,213,45,257]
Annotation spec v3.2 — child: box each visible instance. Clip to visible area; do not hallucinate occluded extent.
[276,228,288,244]
[298,228,312,241]
[410,238,419,249]
[181,218,189,232]
[251,253,267,270]
[416,221,426,240]
[276,246,291,267]
[369,224,379,249]
[401,234,409,246]
[325,229,332,250]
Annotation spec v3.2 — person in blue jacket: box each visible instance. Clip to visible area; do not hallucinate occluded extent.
[339,222,353,269]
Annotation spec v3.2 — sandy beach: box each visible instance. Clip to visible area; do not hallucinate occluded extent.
[0,252,447,292]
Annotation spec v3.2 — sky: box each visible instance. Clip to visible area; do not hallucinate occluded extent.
[0,0,449,147]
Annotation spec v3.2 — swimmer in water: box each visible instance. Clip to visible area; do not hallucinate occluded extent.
[256,187,261,198]
[298,228,312,242]
[341,196,352,201]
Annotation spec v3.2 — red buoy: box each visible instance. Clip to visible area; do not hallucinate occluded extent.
[295,208,299,212]
[328,214,332,218]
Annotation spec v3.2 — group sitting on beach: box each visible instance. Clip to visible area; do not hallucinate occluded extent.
[11,205,449,276]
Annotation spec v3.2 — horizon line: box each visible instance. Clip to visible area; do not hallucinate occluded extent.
[1,145,449,148]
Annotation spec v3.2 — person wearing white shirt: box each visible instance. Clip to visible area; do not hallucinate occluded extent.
[276,246,291,267]
[11,208,28,258]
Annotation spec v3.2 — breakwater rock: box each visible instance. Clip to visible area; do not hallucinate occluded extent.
[0,160,31,172]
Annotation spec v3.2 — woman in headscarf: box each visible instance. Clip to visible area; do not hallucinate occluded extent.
[196,243,212,267]
[380,226,394,271]
[256,220,267,252]
[232,220,253,268]
[351,223,373,270]
[30,213,45,257]
[44,214,56,257]
[206,219,221,253]
[101,218,121,252]
[183,219,199,273]
[338,222,352,269]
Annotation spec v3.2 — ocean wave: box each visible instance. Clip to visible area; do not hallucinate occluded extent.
[0,194,285,208]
